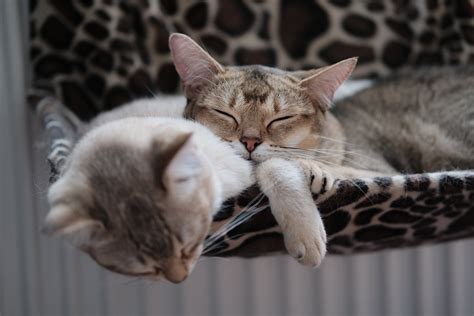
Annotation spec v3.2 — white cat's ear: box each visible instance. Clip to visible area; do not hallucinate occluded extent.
[153,133,204,194]
[43,205,103,238]
[169,33,224,98]
[300,57,358,111]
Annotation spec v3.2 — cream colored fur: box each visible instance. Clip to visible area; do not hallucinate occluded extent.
[45,98,255,282]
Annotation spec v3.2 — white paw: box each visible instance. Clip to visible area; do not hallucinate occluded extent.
[309,165,335,195]
[283,216,327,267]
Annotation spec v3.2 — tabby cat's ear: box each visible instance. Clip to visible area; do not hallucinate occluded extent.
[169,33,224,98]
[289,66,329,80]
[299,57,358,111]
[152,133,203,194]
[43,205,104,243]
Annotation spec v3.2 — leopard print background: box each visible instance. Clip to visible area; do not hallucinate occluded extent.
[31,0,474,257]
[29,0,474,119]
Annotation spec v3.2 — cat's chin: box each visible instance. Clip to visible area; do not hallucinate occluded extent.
[248,150,271,163]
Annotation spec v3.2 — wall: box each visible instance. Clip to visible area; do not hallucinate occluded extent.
[1,1,473,315]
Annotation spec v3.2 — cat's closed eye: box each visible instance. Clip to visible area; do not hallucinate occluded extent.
[267,115,295,129]
[212,109,239,125]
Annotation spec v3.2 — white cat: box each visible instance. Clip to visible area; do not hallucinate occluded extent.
[45,98,254,283]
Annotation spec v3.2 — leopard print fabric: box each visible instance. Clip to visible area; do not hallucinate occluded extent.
[29,0,474,119]
[31,0,474,256]
[206,172,474,256]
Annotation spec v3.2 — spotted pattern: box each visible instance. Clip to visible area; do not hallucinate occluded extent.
[206,173,474,256]
[29,0,474,119]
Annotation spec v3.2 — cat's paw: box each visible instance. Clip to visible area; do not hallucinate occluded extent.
[283,215,327,267]
[305,162,336,195]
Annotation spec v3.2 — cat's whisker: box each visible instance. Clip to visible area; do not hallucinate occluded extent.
[314,136,386,165]
[203,205,269,253]
[241,191,267,211]
[316,153,372,170]
[318,136,369,153]
[145,85,158,98]
[313,148,382,165]
[272,146,377,170]
[204,231,277,256]
[204,233,255,255]
[277,145,378,164]
[201,239,232,256]
[203,237,235,255]
[321,153,378,170]
[202,238,227,255]
[317,135,356,146]
[268,148,326,161]
[205,206,263,246]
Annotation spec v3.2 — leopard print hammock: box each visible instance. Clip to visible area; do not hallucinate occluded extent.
[30,0,474,257]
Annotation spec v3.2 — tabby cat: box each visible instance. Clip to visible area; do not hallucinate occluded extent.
[169,33,474,262]
[170,34,474,174]
[168,34,375,268]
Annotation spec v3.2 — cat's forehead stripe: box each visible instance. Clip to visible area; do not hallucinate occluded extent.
[242,90,269,104]
[219,67,301,90]
[228,91,237,108]
[273,94,281,113]
[212,67,309,113]
[246,68,268,81]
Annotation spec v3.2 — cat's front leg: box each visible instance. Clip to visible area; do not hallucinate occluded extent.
[256,158,326,267]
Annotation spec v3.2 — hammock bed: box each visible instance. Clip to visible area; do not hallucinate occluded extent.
[30,1,474,258]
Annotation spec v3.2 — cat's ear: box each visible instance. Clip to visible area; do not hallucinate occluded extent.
[289,66,329,80]
[299,57,358,111]
[169,33,224,98]
[43,205,104,244]
[152,133,203,194]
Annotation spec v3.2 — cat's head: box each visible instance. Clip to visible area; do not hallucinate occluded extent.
[44,119,217,283]
[169,33,357,161]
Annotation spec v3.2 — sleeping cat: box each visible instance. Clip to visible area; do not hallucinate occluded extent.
[169,33,474,261]
[44,100,254,283]
[169,33,474,172]
[168,33,370,268]
[169,34,474,174]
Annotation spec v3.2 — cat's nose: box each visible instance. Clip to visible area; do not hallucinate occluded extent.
[240,136,262,153]
[163,264,189,283]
